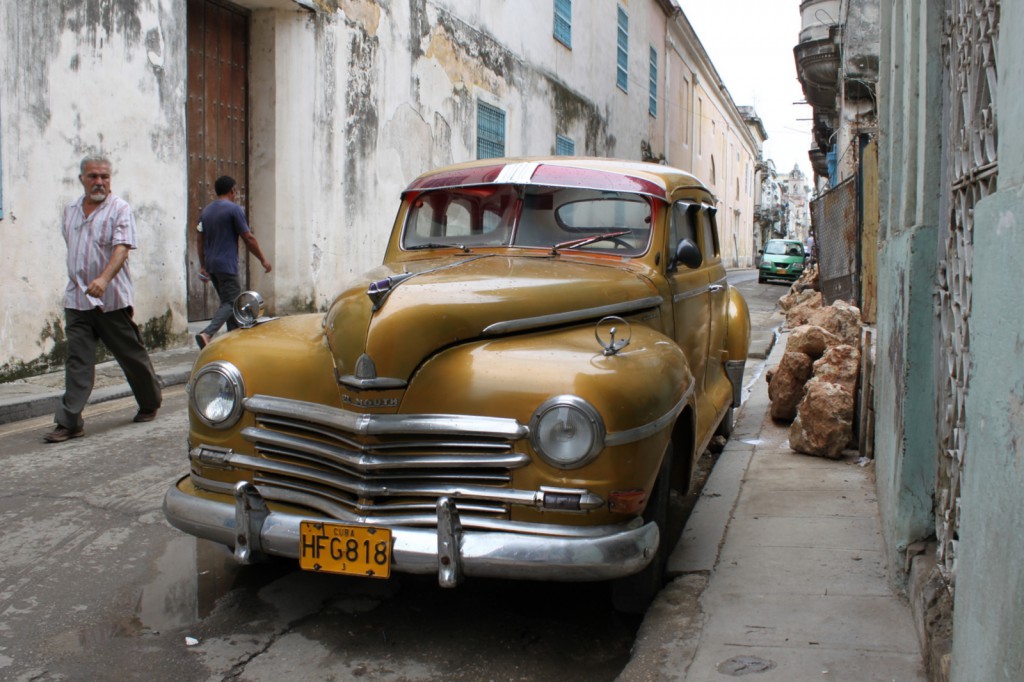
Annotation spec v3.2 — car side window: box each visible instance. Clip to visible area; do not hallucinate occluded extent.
[699,207,721,259]
[670,202,700,251]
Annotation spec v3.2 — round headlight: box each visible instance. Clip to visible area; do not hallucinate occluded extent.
[529,396,605,469]
[191,361,245,428]
[233,291,265,328]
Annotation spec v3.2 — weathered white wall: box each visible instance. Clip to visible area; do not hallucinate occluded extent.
[0,0,762,379]
[0,1,188,379]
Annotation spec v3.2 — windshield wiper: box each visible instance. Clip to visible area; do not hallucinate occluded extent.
[406,242,470,252]
[550,230,631,254]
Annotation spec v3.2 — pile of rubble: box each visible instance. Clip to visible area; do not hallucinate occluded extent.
[766,265,865,459]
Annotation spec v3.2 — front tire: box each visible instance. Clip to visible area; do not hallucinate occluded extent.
[611,443,673,614]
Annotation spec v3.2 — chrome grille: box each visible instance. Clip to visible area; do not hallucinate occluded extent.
[215,394,532,525]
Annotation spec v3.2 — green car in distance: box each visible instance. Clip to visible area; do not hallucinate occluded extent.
[758,239,808,283]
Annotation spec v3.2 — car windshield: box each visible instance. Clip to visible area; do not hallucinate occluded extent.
[765,241,803,256]
[402,185,653,256]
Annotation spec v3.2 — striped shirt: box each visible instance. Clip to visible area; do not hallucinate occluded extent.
[62,194,138,311]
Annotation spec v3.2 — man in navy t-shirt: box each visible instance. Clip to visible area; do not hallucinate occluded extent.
[195,175,272,348]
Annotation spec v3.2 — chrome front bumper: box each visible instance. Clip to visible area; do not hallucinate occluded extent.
[163,478,659,585]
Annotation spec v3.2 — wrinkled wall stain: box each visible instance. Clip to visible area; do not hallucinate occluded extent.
[343,27,380,216]
[315,15,340,188]
[0,307,183,383]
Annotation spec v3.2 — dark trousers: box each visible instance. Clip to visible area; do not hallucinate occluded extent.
[201,272,242,338]
[55,307,163,430]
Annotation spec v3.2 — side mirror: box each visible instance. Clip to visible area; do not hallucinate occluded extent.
[674,238,703,270]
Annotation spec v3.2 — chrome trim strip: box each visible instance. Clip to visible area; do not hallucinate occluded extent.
[195,451,599,510]
[244,395,529,440]
[197,475,507,520]
[209,478,605,531]
[672,287,709,303]
[482,296,663,335]
[336,375,408,390]
[238,428,529,470]
[605,381,695,447]
[163,482,658,581]
[251,415,515,454]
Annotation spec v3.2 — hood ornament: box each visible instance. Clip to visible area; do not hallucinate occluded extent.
[595,316,631,356]
[367,272,414,310]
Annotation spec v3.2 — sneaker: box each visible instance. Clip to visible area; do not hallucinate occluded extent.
[44,425,84,443]
[133,409,158,423]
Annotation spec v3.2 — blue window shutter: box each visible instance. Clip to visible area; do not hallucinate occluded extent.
[556,135,576,156]
[616,6,629,91]
[649,46,658,116]
[554,0,572,47]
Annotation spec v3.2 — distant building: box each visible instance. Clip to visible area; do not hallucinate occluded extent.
[778,165,811,242]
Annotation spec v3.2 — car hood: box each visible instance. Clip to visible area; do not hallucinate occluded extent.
[323,254,661,384]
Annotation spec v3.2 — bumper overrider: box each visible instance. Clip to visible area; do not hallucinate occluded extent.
[163,480,659,585]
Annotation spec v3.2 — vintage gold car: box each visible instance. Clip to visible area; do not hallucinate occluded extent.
[164,157,750,612]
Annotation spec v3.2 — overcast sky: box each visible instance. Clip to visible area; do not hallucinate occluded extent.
[676,0,813,178]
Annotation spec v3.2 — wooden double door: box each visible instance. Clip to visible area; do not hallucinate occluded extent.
[186,0,250,321]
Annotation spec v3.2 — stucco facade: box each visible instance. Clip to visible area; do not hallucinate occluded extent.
[877,0,1023,678]
[0,0,763,379]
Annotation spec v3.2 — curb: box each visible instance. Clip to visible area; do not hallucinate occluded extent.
[0,364,194,425]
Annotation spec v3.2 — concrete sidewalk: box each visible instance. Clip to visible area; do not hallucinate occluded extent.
[0,324,204,426]
[622,328,926,681]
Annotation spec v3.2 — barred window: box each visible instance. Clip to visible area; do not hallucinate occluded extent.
[476,101,506,159]
[555,134,576,156]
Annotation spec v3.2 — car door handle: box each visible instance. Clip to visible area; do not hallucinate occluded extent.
[708,284,724,293]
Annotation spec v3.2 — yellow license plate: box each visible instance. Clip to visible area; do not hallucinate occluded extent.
[776,268,787,274]
[299,521,392,578]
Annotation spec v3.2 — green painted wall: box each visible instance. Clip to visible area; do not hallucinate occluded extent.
[951,1,1024,676]
[872,224,937,578]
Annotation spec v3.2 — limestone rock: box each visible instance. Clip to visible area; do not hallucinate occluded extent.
[812,344,861,395]
[780,291,823,329]
[785,325,842,358]
[779,287,820,312]
[768,351,814,421]
[789,378,854,458]
[807,300,863,348]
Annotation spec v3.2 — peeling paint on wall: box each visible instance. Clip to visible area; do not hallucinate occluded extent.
[344,28,380,213]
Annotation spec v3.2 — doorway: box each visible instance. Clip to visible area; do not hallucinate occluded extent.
[186,0,251,321]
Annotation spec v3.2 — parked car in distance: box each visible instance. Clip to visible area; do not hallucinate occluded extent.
[164,157,751,613]
[758,238,808,283]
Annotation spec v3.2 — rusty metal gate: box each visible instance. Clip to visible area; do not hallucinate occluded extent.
[934,0,999,585]
[810,176,859,306]
[186,0,251,322]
